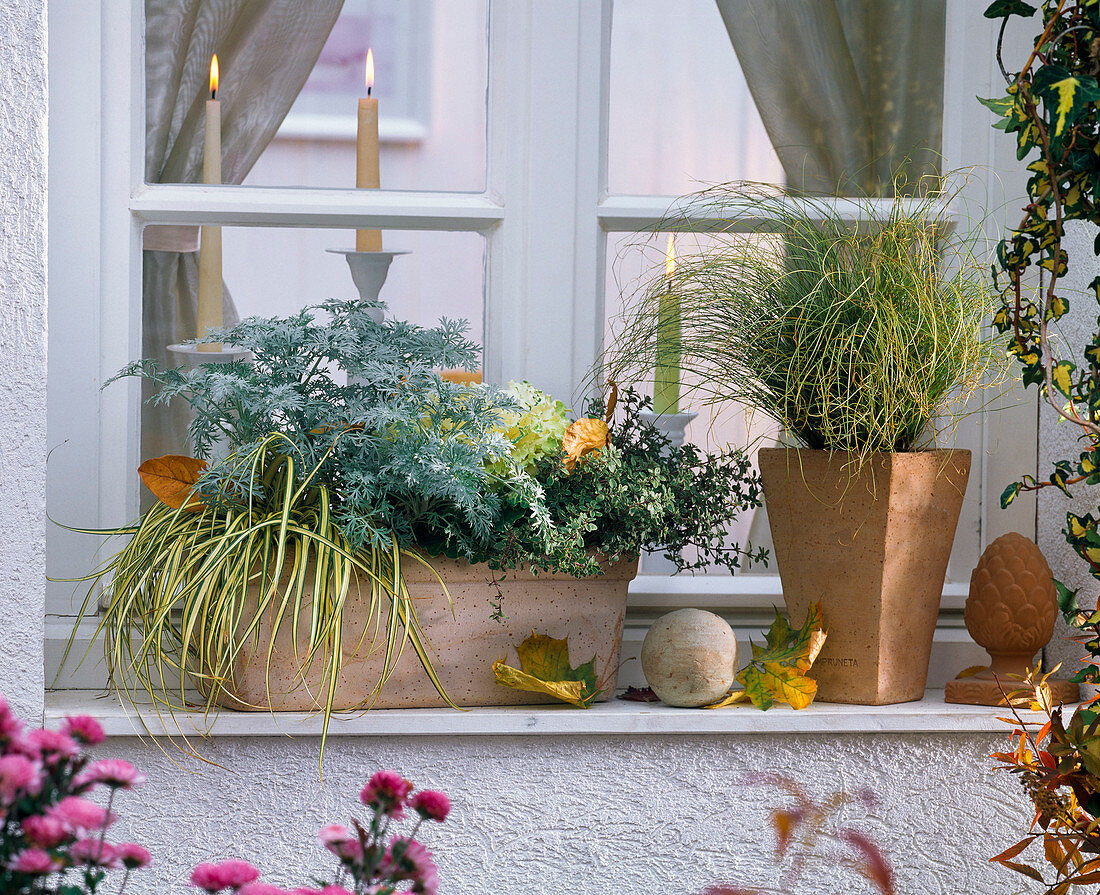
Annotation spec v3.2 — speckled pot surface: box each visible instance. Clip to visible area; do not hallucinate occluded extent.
[214,555,637,711]
[758,448,970,705]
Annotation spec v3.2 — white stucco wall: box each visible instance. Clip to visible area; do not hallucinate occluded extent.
[0,0,47,720]
[100,731,1032,895]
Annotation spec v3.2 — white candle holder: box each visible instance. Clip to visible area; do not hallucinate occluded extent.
[639,409,698,575]
[327,249,409,315]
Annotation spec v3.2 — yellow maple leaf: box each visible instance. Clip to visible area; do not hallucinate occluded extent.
[492,632,600,708]
[703,689,749,709]
[492,660,589,708]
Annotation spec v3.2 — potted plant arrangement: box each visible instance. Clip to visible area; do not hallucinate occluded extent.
[62,298,761,743]
[604,185,1001,704]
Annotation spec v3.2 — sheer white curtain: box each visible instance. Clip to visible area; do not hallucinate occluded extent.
[141,0,343,462]
[715,0,945,195]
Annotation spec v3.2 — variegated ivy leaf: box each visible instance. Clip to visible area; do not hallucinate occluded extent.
[1031,65,1100,146]
[1044,295,1069,321]
[1051,460,1075,496]
[977,94,1015,129]
[1052,361,1077,398]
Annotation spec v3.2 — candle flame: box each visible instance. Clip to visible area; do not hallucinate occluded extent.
[665,234,676,279]
[209,54,219,98]
[365,48,375,96]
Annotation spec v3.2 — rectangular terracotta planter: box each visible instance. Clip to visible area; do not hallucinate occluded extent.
[758,448,970,705]
[213,555,637,711]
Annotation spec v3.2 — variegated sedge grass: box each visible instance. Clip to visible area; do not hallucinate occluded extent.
[57,432,457,766]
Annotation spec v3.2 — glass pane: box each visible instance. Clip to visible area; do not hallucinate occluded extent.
[607,0,783,196]
[139,228,485,464]
[608,0,945,197]
[146,0,488,192]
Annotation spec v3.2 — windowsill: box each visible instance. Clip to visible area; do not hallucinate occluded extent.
[43,690,1045,739]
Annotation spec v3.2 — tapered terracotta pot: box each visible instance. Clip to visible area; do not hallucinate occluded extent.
[213,555,636,711]
[757,448,970,705]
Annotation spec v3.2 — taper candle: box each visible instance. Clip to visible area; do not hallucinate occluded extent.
[355,48,382,252]
[197,54,223,352]
[653,234,680,415]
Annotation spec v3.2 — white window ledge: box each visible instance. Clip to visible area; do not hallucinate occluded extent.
[44,691,1046,739]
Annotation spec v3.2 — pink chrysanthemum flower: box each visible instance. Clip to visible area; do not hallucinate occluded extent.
[410,790,450,823]
[318,823,362,862]
[319,888,355,895]
[75,758,146,791]
[0,696,24,746]
[71,838,121,869]
[0,754,42,804]
[237,883,289,895]
[383,838,438,895]
[21,814,70,848]
[8,847,58,876]
[47,796,116,833]
[62,715,105,746]
[190,858,262,892]
[18,728,79,764]
[114,842,152,870]
[360,770,412,818]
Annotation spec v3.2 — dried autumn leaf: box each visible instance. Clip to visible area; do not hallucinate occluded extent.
[604,380,618,423]
[990,836,1037,864]
[619,685,660,703]
[731,602,827,710]
[492,661,589,707]
[137,455,208,511]
[562,418,608,471]
[956,664,989,679]
[493,632,600,708]
[703,689,749,709]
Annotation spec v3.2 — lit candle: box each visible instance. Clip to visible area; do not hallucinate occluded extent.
[355,48,382,252]
[197,54,223,352]
[653,234,680,415]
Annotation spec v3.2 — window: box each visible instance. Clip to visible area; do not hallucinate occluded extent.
[46,0,1036,690]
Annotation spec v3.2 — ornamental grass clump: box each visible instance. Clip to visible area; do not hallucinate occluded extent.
[604,183,1003,467]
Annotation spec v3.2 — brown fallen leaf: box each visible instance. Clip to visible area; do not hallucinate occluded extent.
[137,455,208,511]
[618,686,660,703]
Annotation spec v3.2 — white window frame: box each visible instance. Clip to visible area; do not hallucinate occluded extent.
[46,0,1037,686]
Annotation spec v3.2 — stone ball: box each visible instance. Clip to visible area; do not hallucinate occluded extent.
[641,608,738,707]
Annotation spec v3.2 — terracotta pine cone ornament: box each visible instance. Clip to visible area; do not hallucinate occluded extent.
[945,532,1078,706]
